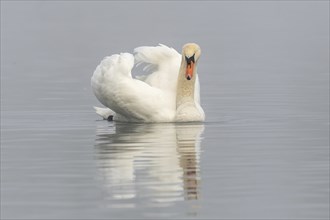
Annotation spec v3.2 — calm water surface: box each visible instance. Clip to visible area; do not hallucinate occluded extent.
[1,2,329,219]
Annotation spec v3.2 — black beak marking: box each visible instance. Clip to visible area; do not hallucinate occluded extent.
[185,54,195,65]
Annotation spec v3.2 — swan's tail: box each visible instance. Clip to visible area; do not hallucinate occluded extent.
[93,106,115,121]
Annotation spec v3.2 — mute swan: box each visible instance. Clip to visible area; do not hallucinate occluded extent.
[91,43,205,122]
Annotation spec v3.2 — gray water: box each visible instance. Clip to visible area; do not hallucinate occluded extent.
[1,1,329,219]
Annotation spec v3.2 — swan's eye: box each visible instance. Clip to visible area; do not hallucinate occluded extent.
[185,54,195,65]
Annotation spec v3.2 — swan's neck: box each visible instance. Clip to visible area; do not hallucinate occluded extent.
[176,58,196,108]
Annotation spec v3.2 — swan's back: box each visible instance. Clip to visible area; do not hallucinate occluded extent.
[91,47,178,122]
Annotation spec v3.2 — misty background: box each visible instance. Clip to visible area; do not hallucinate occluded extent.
[1,1,329,219]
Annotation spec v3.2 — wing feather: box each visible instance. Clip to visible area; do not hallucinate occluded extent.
[134,44,181,91]
[91,52,175,122]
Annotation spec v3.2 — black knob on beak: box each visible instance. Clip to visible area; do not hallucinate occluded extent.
[185,54,195,65]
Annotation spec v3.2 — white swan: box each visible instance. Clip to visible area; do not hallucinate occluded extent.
[91,43,205,122]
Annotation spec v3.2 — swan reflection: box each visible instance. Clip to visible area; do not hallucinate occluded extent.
[94,122,204,205]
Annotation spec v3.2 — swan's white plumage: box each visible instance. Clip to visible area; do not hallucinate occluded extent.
[91,44,204,122]
[134,44,181,92]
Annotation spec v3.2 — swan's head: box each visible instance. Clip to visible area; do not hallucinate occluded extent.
[182,43,201,80]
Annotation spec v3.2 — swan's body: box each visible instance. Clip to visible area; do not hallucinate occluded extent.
[91,43,205,122]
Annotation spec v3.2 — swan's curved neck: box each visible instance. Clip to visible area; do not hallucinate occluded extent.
[176,57,196,108]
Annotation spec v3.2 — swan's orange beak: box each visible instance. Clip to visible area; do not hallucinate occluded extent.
[186,62,194,80]
[185,55,195,80]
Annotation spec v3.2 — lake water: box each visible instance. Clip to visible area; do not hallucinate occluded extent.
[1,1,329,219]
